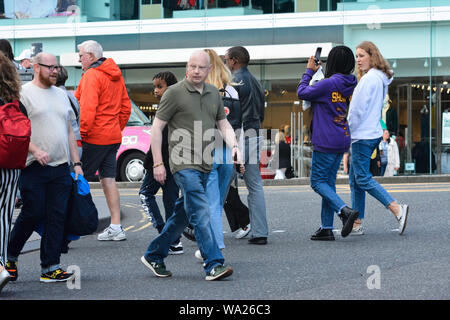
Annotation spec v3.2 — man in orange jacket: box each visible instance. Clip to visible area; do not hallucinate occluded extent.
[75,40,131,241]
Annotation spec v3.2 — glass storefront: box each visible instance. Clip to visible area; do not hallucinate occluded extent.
[1,0,449,176]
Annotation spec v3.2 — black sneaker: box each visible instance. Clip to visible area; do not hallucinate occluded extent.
[205,265,233,281]
[248,237,267,245]
[140,256,172,277]
[5,260,17,282]
[40,268,74,283]
[168,241,184,255]
[182,225,196,242]
[340,206,359,238]
[310,228,335,241]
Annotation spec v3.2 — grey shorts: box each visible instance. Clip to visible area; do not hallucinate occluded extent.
[81,142,120,181]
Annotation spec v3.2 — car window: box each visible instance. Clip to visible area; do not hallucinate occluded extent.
[127,101,151,126]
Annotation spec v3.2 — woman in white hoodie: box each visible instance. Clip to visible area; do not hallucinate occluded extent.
[347,41,409,235]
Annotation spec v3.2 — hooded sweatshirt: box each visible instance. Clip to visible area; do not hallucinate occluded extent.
[297,68,357,153]
[75,58,131,145]
[347,68,393,141]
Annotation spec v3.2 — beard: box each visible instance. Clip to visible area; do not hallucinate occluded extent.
[38,72,57,88]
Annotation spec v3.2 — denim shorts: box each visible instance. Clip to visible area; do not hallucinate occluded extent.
[81,142,120,180]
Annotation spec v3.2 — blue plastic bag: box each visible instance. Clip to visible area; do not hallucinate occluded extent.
[71,172,90,195]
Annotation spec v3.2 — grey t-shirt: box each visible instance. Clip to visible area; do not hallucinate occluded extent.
[155,79,226,174]
[20,82,73,167]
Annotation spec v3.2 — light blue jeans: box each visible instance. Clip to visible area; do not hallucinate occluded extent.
[242,136,268,238]
[206,147,234,249]
[145,169,224,274]
[349,138,395,219]
[310,151,346,229]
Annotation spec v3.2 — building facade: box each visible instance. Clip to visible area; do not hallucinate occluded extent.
[1,0,449,176]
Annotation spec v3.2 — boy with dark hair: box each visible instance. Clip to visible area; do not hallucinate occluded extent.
[139,71,183,255]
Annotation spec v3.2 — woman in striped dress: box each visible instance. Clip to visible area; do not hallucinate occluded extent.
[0,52,25,293]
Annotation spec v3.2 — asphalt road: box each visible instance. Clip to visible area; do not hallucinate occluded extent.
[2,182,449,303]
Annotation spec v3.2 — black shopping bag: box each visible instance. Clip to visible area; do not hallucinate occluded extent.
[66,174,99,236]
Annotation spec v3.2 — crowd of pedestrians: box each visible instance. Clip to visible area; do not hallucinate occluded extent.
[0,38,410,293]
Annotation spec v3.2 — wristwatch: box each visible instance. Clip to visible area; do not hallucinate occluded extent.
[73,162,82,167]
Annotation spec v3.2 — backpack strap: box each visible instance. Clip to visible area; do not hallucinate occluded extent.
[0,97,28,117]
[67,95,79,122]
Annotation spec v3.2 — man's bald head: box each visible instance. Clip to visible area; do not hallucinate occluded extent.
[33,52,57,66]
[188,50,210,65]
[186,50,211,88]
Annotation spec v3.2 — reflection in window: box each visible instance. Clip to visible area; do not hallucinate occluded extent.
[3,0,79,19]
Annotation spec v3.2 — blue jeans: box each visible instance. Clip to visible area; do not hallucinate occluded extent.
[139,168,179,244]
[242,136,268,238]
[144,169,224,274]
[349,138,395,219]
[380,163,387,176]
[310,151,346,229]
[206,148,234,249]
[8,162,72,273]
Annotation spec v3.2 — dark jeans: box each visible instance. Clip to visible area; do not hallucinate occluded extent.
[8,162,72,272]
[139,168,180,244]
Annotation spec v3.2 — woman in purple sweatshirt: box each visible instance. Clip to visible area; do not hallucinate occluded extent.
[297,46,359,241]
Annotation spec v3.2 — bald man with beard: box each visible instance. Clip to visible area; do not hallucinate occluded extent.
[6,53,82,283]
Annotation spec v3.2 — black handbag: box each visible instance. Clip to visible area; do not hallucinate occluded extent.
[66,176,99,236]
[221,86,242,131]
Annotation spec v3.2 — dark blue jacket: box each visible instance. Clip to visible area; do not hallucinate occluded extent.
[232,67,265,132]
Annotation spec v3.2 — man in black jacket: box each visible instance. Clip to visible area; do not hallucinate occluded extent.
[224,46,268,245]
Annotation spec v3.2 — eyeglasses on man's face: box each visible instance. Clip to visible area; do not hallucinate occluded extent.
[188,64,209,72]
[38,63,61,72]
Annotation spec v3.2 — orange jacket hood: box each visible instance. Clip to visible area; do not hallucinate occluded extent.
[93,58,123,81]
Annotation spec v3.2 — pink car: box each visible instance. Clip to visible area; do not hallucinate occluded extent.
[116,101,151,182]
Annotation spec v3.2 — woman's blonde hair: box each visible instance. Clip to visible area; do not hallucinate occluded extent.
[0,52,21,102]
[204,48,233,90]
[275,131,286,144]
[356,41,393,80]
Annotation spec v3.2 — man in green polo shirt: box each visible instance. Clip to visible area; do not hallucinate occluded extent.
[141,50,241,281]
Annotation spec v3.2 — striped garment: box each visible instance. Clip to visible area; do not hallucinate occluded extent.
[0,168,20,266]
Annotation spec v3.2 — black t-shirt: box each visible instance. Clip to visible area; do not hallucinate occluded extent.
[143,126,170,171]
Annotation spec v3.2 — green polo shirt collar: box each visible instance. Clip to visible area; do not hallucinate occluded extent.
[183,78,213,95]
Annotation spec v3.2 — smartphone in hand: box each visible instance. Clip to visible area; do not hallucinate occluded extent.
[314,47,322,66]
[234,152,241,173]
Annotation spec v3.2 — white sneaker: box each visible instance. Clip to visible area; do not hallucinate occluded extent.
[235,224,251,239]
[97,226,127,241]
[194,249,203,261]
[350,224,365,236]
[397,204,409,235]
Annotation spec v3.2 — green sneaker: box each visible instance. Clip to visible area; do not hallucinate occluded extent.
[205,265,233,281]
[140,256,172,278]
[40,268,74,283]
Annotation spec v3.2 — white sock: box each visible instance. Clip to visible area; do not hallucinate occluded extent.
[110,224,122,231]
